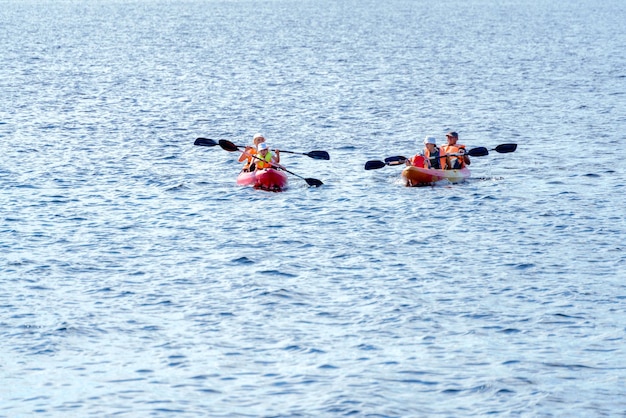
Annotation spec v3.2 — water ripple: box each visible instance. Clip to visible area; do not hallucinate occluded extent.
[2,0,626,416]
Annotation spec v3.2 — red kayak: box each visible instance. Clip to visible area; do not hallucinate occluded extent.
[402,166,470,187]
[237,168,288,191]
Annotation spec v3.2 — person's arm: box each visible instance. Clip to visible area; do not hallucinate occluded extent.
[458,146,470,166]
[424,153,432,169]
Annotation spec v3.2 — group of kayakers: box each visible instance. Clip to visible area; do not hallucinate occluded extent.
[240,130,470,173]
[408,131,471,170]
[239,133,281,172]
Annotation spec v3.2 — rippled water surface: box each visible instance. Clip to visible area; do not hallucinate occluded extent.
[2,0,625,416]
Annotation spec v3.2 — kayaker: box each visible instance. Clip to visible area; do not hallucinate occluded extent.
[255,143,280,170]
[441,131,470,169]
[408,137,447,169]
[241,133,268,172]
[424,137,448,169]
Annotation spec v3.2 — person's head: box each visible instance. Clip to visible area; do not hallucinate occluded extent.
[446,131,458,144]
[253,133,265,146]
[423,136,437,149]
[258,142,269,154]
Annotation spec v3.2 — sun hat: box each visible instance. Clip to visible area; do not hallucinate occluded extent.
[253,133,264,140]
[423,136,437,145]
[258,143,269,151]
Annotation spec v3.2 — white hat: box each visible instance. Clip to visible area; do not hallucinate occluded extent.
[253,133,264,140]
[423,136,437,145]
[258,143,269,151]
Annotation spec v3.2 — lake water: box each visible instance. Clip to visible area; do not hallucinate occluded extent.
[1,0,625,416]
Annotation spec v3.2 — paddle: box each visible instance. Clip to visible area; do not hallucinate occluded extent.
[364,144,517,170]
[492,143,517,153]
[195,137,234,147]
[279,149,330,160]
[194,137,329,160]
[384,156,409,164]
[466,143,517,157]
[218,140,323,187]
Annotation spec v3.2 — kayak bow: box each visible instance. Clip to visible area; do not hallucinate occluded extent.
[237,168,289,192]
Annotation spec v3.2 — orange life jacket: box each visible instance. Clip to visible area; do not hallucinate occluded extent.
[441,144,466,169]
[239,146,256,163]
[239,146,256,171]
[424,147,447,170]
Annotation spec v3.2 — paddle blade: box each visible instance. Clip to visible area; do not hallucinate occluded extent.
[364,160,387,170]
[218,139,240,152]
[305,178,324,187]
[194,137,218,147]
[306,150,330,160]
[467,147,489,157]
[494,143,517,153]
[384,156,408,165]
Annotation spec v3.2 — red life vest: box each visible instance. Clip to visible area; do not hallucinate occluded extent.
[410,154,426,168]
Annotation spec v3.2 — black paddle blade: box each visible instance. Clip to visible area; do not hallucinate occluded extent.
[218,139,240,152]
[467,147,489,157]
[364,160,386,170]
[305,178,324,187]
[306,150,330,160]
[384,156,408,165]
[494,143,517,153]
[194,137,218,146]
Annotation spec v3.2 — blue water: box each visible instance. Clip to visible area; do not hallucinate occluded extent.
[2,0,625,416]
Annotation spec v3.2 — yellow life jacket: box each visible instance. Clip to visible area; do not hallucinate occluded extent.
[255,151,274,169]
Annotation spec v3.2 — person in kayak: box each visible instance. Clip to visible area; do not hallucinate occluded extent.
[408,136,448,169]
[441,131,470,169]
[255,142,280,170]
[241,133,273,172]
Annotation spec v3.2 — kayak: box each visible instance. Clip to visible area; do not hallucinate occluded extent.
[237,168,288,191]
[402,166,470,187]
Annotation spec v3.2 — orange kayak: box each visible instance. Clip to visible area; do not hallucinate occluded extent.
[402,166,470,187]
[237,168,288,191]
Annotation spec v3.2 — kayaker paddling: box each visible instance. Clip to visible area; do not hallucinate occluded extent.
[240,133,279,172]
[240,133,263,171]
[441,131,470,169]
[255,142,280,170]
[213,138,324,189]
[407,136,448,170]
[364,136,516,186]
